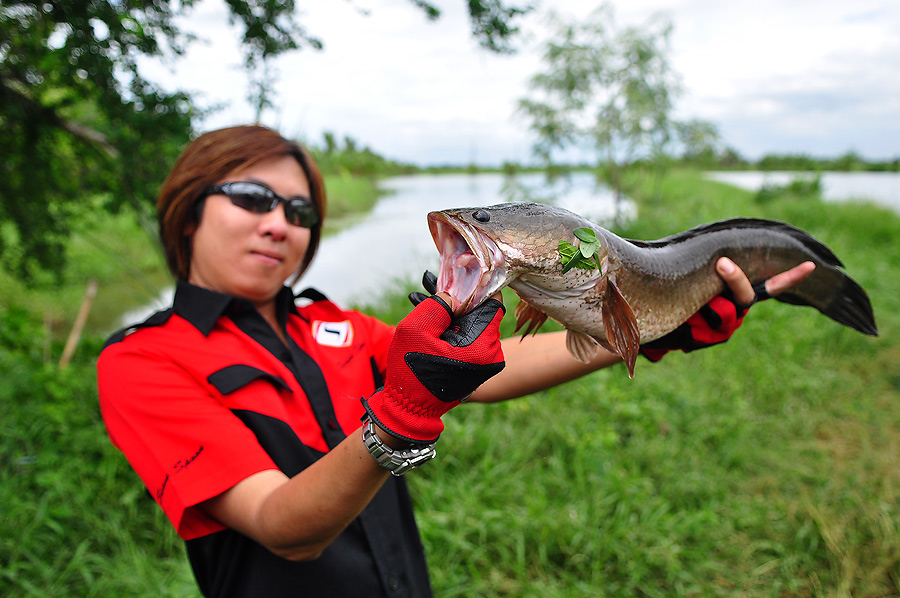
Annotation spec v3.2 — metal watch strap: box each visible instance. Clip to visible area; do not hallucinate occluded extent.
[361,417,437,476]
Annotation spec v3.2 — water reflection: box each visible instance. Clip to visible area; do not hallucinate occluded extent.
[297,172,632,309]
[118,172,630,325]
[707,171,900,212]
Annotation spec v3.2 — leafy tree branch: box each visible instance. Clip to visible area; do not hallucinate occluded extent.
[0,0,529,282]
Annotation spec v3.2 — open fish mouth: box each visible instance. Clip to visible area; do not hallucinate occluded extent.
[427,211,510,314]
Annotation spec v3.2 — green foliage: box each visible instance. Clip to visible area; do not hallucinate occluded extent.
[757,153,823,172]
[319,174,389,231]
[464,0,532,53]
[752,151,900,173]
[306,132,419,228]
[407,1,531,53]
[755,174,822,204]
[559,228,602,273]
[0,0,198,279]
[408,170,900,597]
[0,195,171,337]
[0,305,196,596]
[309,133,416,178]
[0,0,525,283]
[502,160,523,175]
[673,119,741,168]
[3,169,898,596]
[518,2,687,198]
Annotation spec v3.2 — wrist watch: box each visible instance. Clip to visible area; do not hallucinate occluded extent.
[361,417,437,476]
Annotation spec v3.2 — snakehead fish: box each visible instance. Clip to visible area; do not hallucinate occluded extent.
[427,202,877,377]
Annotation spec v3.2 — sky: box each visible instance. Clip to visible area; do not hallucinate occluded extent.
[140,0,900,166]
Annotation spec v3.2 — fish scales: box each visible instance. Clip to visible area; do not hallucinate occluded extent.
[427,202,877,377]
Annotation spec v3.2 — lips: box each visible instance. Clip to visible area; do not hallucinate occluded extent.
[250,249,285,265]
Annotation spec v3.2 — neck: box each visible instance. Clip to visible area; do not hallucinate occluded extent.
[255,300,288,345]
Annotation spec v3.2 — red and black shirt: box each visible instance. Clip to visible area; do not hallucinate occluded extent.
[98,281,432,597]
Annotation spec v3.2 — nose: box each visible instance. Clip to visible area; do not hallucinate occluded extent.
[257,201,290,240]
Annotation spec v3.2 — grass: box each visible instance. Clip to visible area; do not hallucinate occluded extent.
[321,173,386,228]
[2,168,898,596]
[407,169,900,597]
[0,173,386,340]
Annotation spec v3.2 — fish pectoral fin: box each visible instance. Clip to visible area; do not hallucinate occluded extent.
[601,280,641,378]
[514,301,549,338]
[565,330,600,363]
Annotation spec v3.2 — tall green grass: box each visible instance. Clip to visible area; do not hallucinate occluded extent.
[407,170,900,596]
[2,169,897,596]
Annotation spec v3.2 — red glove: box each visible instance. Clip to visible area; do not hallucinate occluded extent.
[363,295,506,444]
[639,283,766,362]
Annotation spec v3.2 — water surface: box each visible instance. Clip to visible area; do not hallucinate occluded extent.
[121,172,628,324]
[297,172,631,308]
[120,169,898,326]
[707,171,900,212]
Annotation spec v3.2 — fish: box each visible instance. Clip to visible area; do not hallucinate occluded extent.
[428,202,878,377]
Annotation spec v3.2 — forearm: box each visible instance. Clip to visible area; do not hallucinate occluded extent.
[203,426,397,561]
[468,331,622,403]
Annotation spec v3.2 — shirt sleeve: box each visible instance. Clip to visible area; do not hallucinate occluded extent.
[97,338,279,540]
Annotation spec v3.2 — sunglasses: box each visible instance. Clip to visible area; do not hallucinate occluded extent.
[204,181,320,229]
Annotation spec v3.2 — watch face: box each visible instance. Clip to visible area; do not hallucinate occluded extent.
[362,418,436,475]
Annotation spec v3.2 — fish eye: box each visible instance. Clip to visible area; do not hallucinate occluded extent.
[472,210,490,223]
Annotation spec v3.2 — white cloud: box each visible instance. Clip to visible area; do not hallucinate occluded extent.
[139,0,900,164]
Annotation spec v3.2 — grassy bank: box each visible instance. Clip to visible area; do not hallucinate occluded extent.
[0,173,386,339]
[409,170,900,596]
[2,169,897,596]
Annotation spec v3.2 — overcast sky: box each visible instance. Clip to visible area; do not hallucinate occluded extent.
[141,0,900,166]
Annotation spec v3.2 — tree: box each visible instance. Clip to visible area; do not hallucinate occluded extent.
[0,0,531,281]
[676,119,722,165]
[517,3,681,208]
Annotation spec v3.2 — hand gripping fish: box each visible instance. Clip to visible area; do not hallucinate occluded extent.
[428,202,878,377]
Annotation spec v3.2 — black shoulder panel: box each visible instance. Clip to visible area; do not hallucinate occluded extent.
[102,308,174,350]
[296,287,329,302]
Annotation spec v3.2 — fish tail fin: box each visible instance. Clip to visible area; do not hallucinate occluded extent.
[775,272,878,336]
[637,217,878,336]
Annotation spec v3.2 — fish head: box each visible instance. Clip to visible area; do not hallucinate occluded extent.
[428,202,605,314]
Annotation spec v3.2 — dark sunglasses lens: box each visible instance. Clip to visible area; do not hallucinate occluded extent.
[226,183,272,213]
[216,182,315,227]
[285,201,318,228]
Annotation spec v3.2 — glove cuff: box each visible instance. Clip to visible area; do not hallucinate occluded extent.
[363,388,451,445]
[639,346,670,362]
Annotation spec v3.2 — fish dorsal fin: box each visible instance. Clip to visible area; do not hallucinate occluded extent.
[514,301,549,338]
[565,330,600,363]
[627,217,844,268]
[601,280,640,378]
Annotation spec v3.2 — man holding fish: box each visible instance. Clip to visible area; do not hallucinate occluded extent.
[97,125,826,598]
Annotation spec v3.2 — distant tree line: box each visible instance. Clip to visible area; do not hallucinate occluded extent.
[488,152,899,177]
[309,132,417,178]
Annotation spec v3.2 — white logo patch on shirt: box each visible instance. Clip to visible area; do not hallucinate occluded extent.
[312,320,354,347]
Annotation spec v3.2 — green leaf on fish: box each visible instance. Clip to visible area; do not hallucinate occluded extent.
[559,228,603,273]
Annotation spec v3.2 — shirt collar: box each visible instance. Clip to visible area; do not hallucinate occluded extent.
[173,280,299,336]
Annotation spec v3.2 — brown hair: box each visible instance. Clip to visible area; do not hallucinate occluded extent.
[157,125,327,282]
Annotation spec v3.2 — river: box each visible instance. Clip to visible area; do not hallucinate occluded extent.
[298,172,632,308]
[120,169,898,325]
[706,171,900,213]
[120,172,630,325]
